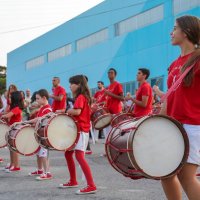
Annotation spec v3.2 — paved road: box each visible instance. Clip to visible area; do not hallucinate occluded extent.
[0,140,195,200]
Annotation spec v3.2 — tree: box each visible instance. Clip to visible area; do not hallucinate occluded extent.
[0,66,6,94]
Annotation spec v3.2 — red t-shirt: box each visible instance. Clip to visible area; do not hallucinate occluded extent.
[167,53,200,125]
[133,82,153,117]
[52,86,67,112]
[73,94,91,132]
[9,107,22,125]
[106,81,123,114]
[94,89,106,104]
[37,104,52,117]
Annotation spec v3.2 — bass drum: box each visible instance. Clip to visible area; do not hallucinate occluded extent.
[106,115,189,180]
[0,119,10,148]
[6,122,40,156]
[35,113,80,151]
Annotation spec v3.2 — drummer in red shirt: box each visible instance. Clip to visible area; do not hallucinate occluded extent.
[2,91,23,172]
[104,68,124,136]
[93,81,106,105]
[92,81,106,142]
[125,68,153,118]
[50,77,67,113]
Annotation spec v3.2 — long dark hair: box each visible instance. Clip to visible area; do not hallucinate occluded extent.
[10,91,24,110]
[176,15,200,86]
[69,75,92,105]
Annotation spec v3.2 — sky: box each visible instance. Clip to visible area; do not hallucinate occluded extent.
[0,0,104,66]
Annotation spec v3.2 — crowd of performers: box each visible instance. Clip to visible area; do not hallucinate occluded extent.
[0,15,200,199]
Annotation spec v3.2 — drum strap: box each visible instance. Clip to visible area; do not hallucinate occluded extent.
[160,62,197,103]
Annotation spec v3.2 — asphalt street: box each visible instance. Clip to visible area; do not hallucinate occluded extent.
[0,140,195,200]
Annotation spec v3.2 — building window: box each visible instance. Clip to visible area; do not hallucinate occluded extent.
[115,5,164,36]
[26,55,45,70]
[90,88,98,97]
[149,76,164,91]
[173,0,200,15]
[48,44,71,62]
[76,28,108,52]
[122,81,136,96]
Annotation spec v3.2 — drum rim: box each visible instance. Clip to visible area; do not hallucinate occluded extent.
[9,124,40,156]
[0,121,9,148]
[44,113,80,151]
[91,107,110,120]
[111,113,135,127]
[127,114,189,179]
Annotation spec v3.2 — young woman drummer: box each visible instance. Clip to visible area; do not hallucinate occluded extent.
[1,91,24,172]
[160,15,200,200]
[59,75,97,195]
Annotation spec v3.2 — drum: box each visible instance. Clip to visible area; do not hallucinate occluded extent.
[106,115,189,180]
[35,113,80,151]
[111,113,135,127]
[6,122,40,156]
[91,105,112,130]
[0,119,10,148]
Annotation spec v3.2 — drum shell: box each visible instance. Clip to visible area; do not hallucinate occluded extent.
[111,113,135,127]
[106,120,145,179]
[35,116,53,149]
[35,126,52,149]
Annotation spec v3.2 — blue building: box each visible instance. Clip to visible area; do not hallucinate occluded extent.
[7,0,200,96]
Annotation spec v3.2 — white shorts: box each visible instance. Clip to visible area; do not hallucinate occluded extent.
[37,147,48,158]
[183,124,200,166]
[74,132,89,152]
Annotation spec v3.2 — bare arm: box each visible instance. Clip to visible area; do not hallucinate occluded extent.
[1,111,14,119]
[67,108,81,116]
[128,96,149,108]
[50,94,64,101]
[153,86,165,98]
[105,90,124,101]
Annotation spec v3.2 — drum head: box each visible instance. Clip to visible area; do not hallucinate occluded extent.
[131,115,187,178]
[47,115,78,151]
[0,123,9,148]
[16,126,39,156]
[95,114,112,129]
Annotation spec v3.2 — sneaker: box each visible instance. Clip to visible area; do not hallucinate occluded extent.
[28,169,43,176]
[6,166,21,173]
[85,150,92,155]
[36,173,52,181]
[0,158,3,163]
[59,181,79,188]
[2,163,11,171]
[76,185,97,195]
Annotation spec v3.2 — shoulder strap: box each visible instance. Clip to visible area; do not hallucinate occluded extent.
[160,62,196,103]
